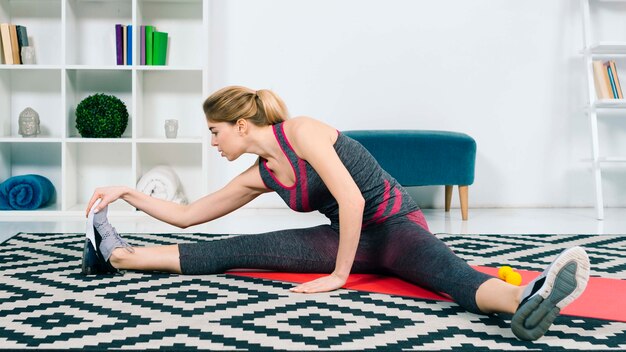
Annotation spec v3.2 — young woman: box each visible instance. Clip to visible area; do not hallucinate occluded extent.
[83,86,590,341]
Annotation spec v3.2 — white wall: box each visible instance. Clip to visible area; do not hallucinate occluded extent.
[208,0,626,209]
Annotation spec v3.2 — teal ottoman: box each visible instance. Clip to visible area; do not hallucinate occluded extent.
[343,130,476,220]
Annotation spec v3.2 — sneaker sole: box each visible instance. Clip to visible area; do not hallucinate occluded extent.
[81,238,99,275]
[511,246,590,341]
[535,247,590,309]
[85,198,102,252]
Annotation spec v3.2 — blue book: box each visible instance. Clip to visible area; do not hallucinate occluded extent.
[127,25,132,65]
[607,64,618,99]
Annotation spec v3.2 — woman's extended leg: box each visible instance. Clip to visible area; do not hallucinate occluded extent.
[375,215,515,314]
[177,225,377,275]
[475,277,523,314]
[377,215,591,341]
[110,245,182,273]
[108,224,378,275]
[83,204,185,274]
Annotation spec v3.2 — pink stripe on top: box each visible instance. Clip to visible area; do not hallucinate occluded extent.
[280,123,298,155]
[267,125,297,190]
[373,179,391,221]
[377,186,403,224]
[289,188,297,210]
[298,159,311,211]
[362,179,391,227]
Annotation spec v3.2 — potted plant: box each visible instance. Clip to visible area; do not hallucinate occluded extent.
[75,93,129,138]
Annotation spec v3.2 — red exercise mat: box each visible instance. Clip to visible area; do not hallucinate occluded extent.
[228,266,626,323]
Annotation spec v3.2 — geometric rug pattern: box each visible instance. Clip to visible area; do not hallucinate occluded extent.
[0,232,625,350]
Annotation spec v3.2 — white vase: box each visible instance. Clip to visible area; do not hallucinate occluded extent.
[21,46,36,65]
[164,119,178,138]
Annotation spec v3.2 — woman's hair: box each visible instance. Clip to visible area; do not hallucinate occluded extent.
[203,86,289,126]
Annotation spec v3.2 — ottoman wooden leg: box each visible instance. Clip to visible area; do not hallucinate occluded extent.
[445,185,453,212]
[459,185,469,220]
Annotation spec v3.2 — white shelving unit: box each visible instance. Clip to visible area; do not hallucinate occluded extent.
[0,0,210,216]
[581,0,626,220]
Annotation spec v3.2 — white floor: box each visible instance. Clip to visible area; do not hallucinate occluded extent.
[1,207,625,243]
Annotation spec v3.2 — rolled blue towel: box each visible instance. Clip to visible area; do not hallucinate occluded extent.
[0,174,56,210]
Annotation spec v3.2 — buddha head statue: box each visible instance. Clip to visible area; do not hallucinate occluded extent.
[18,107,41,137]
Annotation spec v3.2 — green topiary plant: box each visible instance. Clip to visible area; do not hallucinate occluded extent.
[75,93,129,138]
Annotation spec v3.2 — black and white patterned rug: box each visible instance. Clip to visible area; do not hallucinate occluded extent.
[0,232,625,351]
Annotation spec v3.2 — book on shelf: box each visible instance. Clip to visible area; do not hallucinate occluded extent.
[152,31,168,65]
[145,25,155,65]
[608,61,623,99]
[593,60,623,100]
[16,25,28,63]
[122,25,127,65]
[115,24,123,65]
[127,25,132,65]
[0,23,29,65]
[8,25,20,64]
[0,23,12,64]
[140,25,145,65]
[606,62,618,99]
[115,24,134,66]
[114,24,169,66]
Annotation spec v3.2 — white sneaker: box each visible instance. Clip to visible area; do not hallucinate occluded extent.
[511,246,590,341]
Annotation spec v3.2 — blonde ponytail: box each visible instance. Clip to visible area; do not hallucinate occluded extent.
[203,86,289,126]
[255,89,289,125]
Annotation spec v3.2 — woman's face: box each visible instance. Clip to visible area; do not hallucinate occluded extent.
[207,121,244,161]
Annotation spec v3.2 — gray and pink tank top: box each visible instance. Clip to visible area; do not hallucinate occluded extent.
[259,122,424,231]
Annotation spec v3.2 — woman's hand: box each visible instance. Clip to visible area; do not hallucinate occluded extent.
[85,186,130,217]
[289,272,347,294]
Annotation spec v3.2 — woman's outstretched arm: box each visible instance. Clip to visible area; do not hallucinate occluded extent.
[86,162,270,228]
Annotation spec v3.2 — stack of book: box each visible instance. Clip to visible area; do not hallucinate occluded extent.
[0,23,29,65]
[115,24,168,66]
[593,60,623,100]
[115,24,132,65]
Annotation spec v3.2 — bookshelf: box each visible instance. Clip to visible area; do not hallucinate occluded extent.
[581,0,626,220]
[0,0,210,216]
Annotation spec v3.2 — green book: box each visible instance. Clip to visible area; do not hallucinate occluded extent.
[153,31,168,65]
[145,25,155,65]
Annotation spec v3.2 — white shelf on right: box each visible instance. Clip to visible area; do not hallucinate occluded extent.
[593,99,626,108]
[598,156,626,163]
[580,0,626,220]
[586,42,626,55]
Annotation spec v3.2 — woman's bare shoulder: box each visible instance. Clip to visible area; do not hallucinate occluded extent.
[287,116,319,127]
[284,117,338,156]
[286,116,335,135]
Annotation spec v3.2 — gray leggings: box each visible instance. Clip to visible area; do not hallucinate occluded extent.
[178,213,492,314]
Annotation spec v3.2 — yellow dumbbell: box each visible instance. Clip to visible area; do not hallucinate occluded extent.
[505,271,522,286]
[498,266,513,280]
[497,266,522,286]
